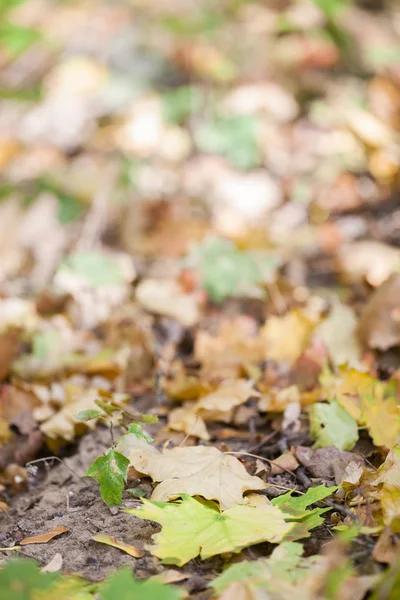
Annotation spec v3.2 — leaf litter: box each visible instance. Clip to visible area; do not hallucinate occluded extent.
[0,0,400,598]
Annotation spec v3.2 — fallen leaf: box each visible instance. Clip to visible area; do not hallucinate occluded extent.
[0,558,59,598]
[136,278,200,326]
[309,400,359,451]
[194,316,266,378]
[115,436,266,510]
[126,494,293,566]
[373,529,400,564]
[150,569,190,585]
[195,379,260,422]
[337,241,400,287]
[168,406,210,441]
[295,446,363,481]
[358,274,400,351]
[93,535,144,558]
[21,526,69,545]
[40,390,103,442]
[270,450,299,475]
[0,329,21,381]
[261,310,315,365]
[372,444,400,532]
[100,566,181,600]
[41,553,63,573]
[314,298,361,366]
[360,384,400,449]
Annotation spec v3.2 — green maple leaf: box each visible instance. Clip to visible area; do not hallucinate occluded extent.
[126,494,294,566]
[0,559,59,600]
[85,449,130,506]
[272,485,337,542]
[210,542,318,595]
[100,567,180,600]
[309,400,359,451]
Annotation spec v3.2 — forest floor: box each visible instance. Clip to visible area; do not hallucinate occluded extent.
[0,0,399,598]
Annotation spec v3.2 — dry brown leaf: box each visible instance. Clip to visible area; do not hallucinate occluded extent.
[195,317,266,378]
[337,241,400,287]
[195,379,260,423]
[93,535,144,558]
[358,273,400,351]
[270,450,299,475]
[258,385,301,413]
[136,278,200,326]
[372,528,400,564]
[151,570,190,584]
[116,436,266,510]
[314,298,361,367]
[168,406,210,441]
[261,310,315,365]
[168,379,259,440]
[21,526,69,545]
[40,390,100,442]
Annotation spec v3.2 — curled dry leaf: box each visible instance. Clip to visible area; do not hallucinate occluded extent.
[116,435,266,510]
[20,526,69,545]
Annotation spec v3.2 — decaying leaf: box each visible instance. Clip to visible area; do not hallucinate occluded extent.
[115,435,266,510]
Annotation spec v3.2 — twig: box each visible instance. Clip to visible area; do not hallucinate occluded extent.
[225,450,298,478]
[26,456,85,483]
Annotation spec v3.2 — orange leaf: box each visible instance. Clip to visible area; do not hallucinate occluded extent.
[92,535,144,558]
[21,526,69,545]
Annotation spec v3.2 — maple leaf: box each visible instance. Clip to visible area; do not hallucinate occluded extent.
[84,449,130,506]
[99,567,181,600]
[372,444,400,532]
[168,379,259,440]
[126,494,294,566]
[309,400,359,451]
[321,367,400,449]
[261,309,315,365]
[210,541,321,598]
[115,437,266,510]
[272,485,337,542]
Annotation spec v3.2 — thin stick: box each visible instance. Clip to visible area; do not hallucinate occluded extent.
[225,450,298,478]
[26,456,85,482]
